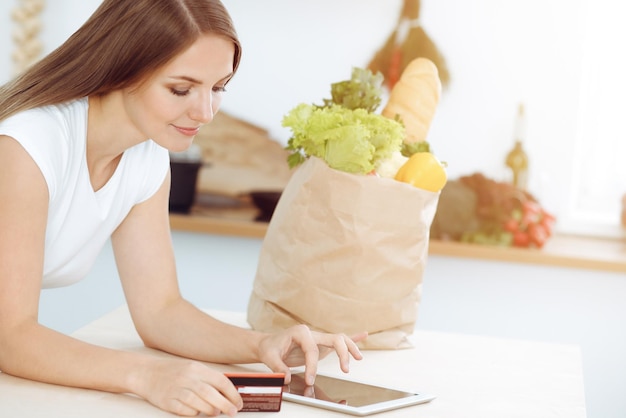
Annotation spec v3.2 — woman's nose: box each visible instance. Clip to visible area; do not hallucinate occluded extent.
[190,93,214,124]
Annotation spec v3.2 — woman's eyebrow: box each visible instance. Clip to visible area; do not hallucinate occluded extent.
[218,72,234,83]
[169,75,203,84]
[169,72,234,85]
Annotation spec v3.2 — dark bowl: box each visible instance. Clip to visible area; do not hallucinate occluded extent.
[249,190,282,222]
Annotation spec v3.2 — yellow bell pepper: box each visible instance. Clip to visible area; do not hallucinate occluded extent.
[394,152,447,192]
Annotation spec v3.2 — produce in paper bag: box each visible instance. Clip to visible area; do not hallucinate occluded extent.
[247,62,443,349]
[248,157,439,349]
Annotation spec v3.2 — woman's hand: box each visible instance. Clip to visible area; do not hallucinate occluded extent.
[131,357,243,417]
[257,325,368,386]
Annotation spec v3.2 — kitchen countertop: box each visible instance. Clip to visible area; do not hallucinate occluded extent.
[0,306,587,417]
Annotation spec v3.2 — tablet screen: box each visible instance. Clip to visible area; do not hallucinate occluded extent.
[285,373,420,407]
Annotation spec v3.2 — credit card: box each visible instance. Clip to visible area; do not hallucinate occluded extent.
[225,372,285,412]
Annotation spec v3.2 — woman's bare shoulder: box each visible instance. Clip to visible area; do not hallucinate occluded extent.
[0,135,48,195]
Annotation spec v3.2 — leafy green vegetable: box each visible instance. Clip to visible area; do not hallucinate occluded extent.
[322,67,384,113]
[283,103,404,174]
[401,141,431,157]
[283,66,405,174]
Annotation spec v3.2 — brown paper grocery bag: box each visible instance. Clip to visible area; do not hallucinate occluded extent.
[247,157,439,349]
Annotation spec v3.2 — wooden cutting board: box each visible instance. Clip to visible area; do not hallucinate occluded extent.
[193,112,293,196]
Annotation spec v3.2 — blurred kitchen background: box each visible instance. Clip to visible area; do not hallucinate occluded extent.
[2,0,625,237]
[2,1,625,417]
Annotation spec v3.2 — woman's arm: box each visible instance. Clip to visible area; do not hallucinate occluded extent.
[0,136,146,393]
[0,137,241,417]
[113,168,365,386]
[112,171,268,362]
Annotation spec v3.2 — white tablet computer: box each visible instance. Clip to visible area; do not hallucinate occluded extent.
[282,372,435,416]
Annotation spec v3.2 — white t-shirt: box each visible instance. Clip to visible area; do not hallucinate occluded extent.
[0,98,170,288]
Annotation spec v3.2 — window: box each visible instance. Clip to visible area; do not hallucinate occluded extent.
[562,0,626,238]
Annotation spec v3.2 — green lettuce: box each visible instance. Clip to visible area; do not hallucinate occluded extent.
[283,103,404,174]
[322,67,384,113]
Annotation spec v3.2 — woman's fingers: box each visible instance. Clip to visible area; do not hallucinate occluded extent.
[350,332,369,345]
[259,324,318,385]
[314,332,366,373]
[259,326,367,387]
[188,377,241,417]
[138,358,242,417]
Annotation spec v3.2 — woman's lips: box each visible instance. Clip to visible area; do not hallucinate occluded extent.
[173,125,201,137]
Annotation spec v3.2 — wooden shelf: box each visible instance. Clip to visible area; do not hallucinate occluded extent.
[428,234,625,273]
[170,213,267,238]
[169,213,626,274]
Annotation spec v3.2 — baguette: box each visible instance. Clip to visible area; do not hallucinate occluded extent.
[382,57,442,144]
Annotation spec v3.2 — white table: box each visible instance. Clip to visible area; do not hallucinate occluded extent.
[0,306,586,417]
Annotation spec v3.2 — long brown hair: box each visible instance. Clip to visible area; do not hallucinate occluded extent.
[0,0,241,122]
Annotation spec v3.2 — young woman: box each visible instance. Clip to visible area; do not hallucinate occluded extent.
[0,0,365,416]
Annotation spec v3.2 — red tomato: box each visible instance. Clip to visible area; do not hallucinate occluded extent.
[528,223,549,248]
[522,200,542,215]
[521,201,542,225]
[539,214,556,236]
[512,231,531,248]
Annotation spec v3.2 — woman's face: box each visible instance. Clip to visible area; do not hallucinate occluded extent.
[122,34,235,152]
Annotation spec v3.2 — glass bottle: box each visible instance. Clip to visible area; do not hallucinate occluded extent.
[505,103,529,190]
